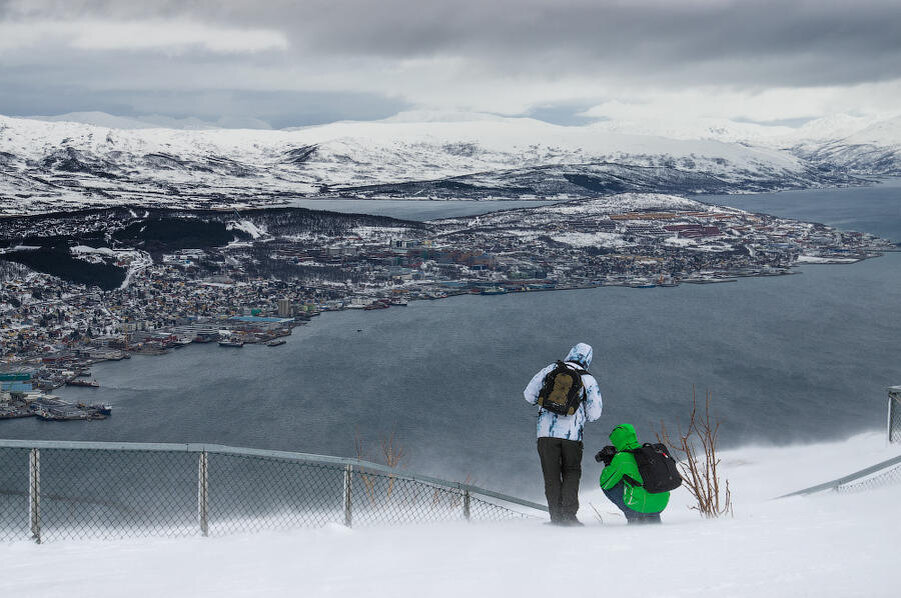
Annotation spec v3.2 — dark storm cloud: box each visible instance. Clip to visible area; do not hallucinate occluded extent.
[16,0,895,86]
[1,0,900,124]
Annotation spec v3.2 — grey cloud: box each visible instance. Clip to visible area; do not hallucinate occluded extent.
[8,1,901,86]
[138,0,901,87]
[0,85,408,128]
[1,0,900,124]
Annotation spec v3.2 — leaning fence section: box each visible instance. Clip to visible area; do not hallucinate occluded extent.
[835,463,901,494]
[778,453,901,499]
[0,441,542,543]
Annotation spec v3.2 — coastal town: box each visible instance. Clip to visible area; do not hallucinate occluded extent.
[1,193,895,421]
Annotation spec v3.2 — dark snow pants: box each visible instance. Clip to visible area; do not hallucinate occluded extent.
[537,437,583,523]
[602,484,662,524]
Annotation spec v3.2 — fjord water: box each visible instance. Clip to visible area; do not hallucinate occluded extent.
[5,181,900,497]
[286,198,557,221]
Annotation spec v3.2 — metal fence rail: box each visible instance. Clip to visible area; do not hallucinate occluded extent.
[0,440,546,543]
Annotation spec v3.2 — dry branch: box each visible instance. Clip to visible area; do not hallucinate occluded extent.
[658,387,733,518]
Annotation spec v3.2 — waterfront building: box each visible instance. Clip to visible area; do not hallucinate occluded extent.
[277,299,294,318]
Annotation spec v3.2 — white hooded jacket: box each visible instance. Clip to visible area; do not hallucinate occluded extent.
[523,343,603,441]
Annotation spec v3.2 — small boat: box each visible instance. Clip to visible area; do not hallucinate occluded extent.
[656,275,678,287]
[77,403,112,416]
[219,339,245,348]
[66,379,100,388]
[480,287,507,295]
[266,339,286,347]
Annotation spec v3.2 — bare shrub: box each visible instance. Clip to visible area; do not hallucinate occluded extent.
[658,387,733,518]
[380,430,407,498]
[353,428,408,505]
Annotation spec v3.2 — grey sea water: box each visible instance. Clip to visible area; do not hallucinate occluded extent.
[4,180,900,496]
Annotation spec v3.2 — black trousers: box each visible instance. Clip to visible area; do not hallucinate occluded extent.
[537,437,583,522]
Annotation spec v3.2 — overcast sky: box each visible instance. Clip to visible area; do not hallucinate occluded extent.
[1,0,899,128]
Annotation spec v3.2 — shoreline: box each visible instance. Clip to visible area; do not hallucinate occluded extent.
[2,249,890,410]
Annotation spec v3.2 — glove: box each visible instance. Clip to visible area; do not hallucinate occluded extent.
[594,445,616,466]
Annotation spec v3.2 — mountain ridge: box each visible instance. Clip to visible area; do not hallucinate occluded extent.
[1,112,898,215]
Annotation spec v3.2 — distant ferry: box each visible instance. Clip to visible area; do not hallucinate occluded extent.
[218,339,244,348]
[66,379,100,388]
[266,339,286,347]
[480,287,507,295]
[683,276,738,284]
[35,408,89,421]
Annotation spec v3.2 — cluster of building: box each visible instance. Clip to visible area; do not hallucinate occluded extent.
[0,197,894,389]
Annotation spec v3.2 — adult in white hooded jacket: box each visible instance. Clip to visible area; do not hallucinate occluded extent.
[523,342,602,525]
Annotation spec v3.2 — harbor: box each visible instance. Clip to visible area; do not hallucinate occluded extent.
[0,388,111,421]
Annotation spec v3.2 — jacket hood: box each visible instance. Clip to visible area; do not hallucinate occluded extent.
[565,343,593,369]
[609,423,640,451]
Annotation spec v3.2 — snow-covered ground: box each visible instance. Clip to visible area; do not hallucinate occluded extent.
[2,432,898,597]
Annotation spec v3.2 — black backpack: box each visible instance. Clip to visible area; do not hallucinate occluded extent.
[626,443,683,493]
[537,361,587,416]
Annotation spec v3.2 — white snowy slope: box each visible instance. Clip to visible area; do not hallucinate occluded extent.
[0,112,852,215]
[1,432,897,598]
[592,117,798,145]
[576,113,901,176]
[792,115,901,175]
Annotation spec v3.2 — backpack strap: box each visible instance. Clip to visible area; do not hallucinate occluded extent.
[622,474,643,488]
[563,360,590,376]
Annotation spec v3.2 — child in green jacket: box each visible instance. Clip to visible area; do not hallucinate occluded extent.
[598,423,669,524]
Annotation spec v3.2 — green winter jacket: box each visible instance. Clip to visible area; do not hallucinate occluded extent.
[599,423,670,514]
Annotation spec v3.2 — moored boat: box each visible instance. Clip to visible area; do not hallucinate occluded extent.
[66,379,100,388]
[77,403,113,416]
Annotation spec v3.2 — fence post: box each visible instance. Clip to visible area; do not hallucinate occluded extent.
[198,451,209,537]
[462,488,471,522]
[28,448,41,544]
[343,464,353,528]
[888,387,901,444]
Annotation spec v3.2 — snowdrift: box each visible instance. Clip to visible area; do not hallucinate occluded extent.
[1,431,898,597]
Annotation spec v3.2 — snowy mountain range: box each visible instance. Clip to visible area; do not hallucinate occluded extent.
[0,111,898,215]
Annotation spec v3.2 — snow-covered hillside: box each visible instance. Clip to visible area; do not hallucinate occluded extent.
[1,432,897,598]
[590,113,901,176]
[0,112,870,215]
[792,115,901,175]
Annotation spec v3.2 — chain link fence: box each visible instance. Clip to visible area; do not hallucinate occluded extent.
[778,387,901,499]
[835,463,901,494]
[0,441,543,544]
[888,387,901,444]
